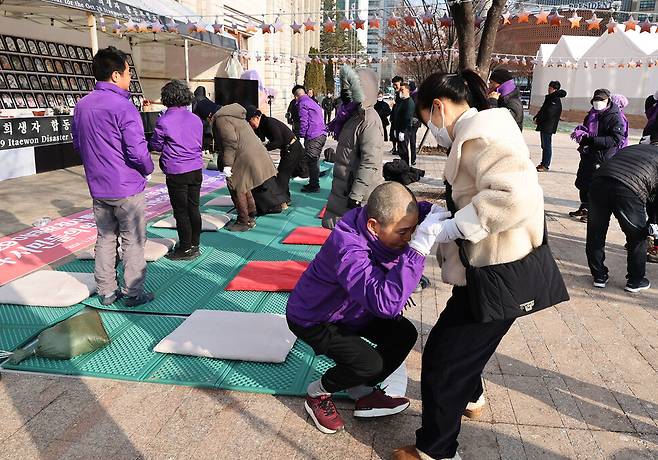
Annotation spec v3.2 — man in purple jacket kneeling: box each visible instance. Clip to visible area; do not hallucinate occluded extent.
[72,47,155,308]
[287,181,452,435]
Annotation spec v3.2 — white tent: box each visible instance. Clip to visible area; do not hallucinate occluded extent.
[531,28,658,115]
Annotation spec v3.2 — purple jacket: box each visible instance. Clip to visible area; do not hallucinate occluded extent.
[148,107,204,175]
[73,82,153,199]
[287,202,431,330]
[297,94,326,140]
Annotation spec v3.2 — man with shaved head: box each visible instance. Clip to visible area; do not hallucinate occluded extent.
[287,182,454,434]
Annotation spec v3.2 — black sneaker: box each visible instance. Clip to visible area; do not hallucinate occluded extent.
[101,290,123,306]
[191,245,200,256]
[569,208,588,218]
[226,220,252,232]
[593,275,609,289]
[125,292,155,307]
[624,278,651,293]
[166,248,199,261]
[302,184,320,193]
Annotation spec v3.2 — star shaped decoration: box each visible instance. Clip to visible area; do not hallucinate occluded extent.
[404,15,417,27]
[568,12,582,29]
[339,18,353,30]
[260,22,272,33]
[606,17,617,34]
[273,21,285,33]
[245,21,258,33]
[212,21,224,34]
[186,21,197,33]
[535,9,549,25]
[195,22,207,33]
[368,16,381,29]
[355,18,366,29]
[421,12,434,25]
[474,16,484,28]
[502,12,511,25]
[112,19,123,34]
[150,21,164,33]
[387,16,401,28]
[125,19,137,32]
[501,57,510,64]
[517,10,530,23]
[548,11,563,26]
[586,13,602,30]
[323,18,335,33]
[291,21,302,34]
[440,13,453,28]
[624,15,637,31]
[492,55,500,62]
[304,18,317,31]
[99,17,107,32]
[640,18,654,33]
[137,21,149,33]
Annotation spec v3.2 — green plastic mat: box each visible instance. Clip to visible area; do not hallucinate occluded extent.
[3,310,334,396]
[0,304,85,351]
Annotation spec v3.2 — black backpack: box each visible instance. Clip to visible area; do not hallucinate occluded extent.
[383,159,425,185]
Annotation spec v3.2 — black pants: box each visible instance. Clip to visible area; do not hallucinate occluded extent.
[383,124,389,142]
[390,125,397,152]
[409,126,418,165]
[579,189,589,210]
[586,177,649,284]
[252,176,287,216]
[416,287,514,458]
[288,316,418,393]
[277,140,304,201]
[324,110,332,124]
[398,129,412,165]
[305,134,327,188]
[166,169,202,250]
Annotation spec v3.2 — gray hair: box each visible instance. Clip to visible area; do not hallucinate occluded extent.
[161,80,193,108]
[367,182,417,225]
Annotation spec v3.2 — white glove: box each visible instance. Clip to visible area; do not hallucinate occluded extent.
[299,138,305,147]
[654,89,658,100]
[650,223,658,238]
[429,204,450,216]
[223,166,232,178]
[145,174,152,181]
[434,218,463,244]
[398,132,405,141]
[409,212,458,256]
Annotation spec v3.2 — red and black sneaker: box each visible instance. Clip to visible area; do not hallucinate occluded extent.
[304,394,345,434]
[353,388,410,418]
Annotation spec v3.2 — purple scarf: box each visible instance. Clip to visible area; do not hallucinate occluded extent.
[327,101,359,137]
[355,207,405,270]
[496,79,517,97]
[584,108,601,137]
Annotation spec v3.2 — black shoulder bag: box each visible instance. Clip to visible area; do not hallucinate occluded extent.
[445,182,570,323]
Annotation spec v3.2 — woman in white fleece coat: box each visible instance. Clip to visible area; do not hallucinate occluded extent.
[394,71,545,460]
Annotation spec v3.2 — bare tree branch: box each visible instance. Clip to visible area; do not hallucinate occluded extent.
[476,0,507,78]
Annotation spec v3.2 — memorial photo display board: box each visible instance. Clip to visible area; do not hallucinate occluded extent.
[0,35,144,110]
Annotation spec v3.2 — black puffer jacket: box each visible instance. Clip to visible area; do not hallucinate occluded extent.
[575,103,625,191]
[254,114,295,151]
[534,89,567,134]
[594,144,658,201]
[490,87,524,131]
[643,95,658,139]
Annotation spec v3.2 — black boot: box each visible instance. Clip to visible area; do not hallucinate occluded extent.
[166,248,200,261]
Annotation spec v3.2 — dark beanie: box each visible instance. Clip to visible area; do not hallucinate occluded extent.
[245,105,261,120]
[195,99,221,119]
[490,68,514,84]
[549,81,561,90]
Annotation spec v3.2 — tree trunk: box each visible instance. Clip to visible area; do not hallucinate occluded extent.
[476,0,507,79]
[451,3,476,70]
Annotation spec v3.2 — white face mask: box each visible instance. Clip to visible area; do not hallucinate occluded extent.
[593,100,608,111]
[428,103,452,149]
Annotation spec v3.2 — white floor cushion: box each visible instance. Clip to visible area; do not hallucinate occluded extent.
[205,195,234,207]
[76,237,178,262]
[154,310,297,363]
[151,213,230,231]
[0,271,97,307]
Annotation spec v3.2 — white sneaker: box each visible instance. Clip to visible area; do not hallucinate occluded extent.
[464,394,486,419]
[650,224,658,239]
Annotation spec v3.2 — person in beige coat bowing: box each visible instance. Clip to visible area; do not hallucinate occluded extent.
[394,70,545,460]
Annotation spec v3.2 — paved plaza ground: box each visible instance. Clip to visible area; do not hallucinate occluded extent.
[0,129,657,459]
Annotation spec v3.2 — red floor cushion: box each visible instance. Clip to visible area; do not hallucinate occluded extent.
[225,261,310,291]
[282,226,331,245]
[318,206,327,219]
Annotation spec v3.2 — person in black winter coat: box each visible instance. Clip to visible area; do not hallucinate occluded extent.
[534,81,567,171]
[285,98,301,136]
[246,105,304,203]
[586,140,658,293]
[570,89,625,221]
[191,86,214,151]
[322,93,335,124]
[374,92,392,142]
[488,68,524,131]
[390,75,404,154]
[393,83,416,165]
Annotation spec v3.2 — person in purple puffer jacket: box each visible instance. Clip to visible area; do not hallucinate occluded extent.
[149,80,204,261]
[293,84,327,193]
[287,181,452,435]
[73,46,155,308]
